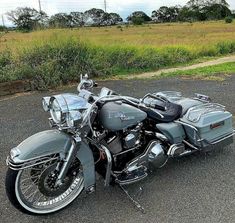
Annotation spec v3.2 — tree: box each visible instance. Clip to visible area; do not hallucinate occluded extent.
[70,12,84,27]
[203,3,231,20]
[180,0,231,21]
[232,10,235,18]
[7,7,47,31]
[49,13,72,28]
[152,6,180,22]
[187,0,207,8]
[0,25,7,32]
[82,8,122,26]
[83,8,107,26]
[132,17,145,25]
[225,16,233,23]
[187,0,229,8]
[107,13,123,25]
[127,11,151,23]
[211,0,229,6]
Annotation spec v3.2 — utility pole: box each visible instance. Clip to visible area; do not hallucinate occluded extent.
[104,0,107,12]
[38,0,42,12]
[1,14,5,27]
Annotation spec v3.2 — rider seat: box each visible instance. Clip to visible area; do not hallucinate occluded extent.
[142,95,182,123]
[146,102,182,123]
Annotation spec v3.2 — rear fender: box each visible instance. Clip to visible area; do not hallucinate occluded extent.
[8,130,95,190]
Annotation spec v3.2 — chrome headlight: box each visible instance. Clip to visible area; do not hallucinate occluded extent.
[45,94,89,126]
[50,98,63,124]
[66,110,82,128]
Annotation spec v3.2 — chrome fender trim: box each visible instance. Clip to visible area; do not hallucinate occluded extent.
[7,130,95,190]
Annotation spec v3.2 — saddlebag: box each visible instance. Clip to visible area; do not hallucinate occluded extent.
[180,103,234,150]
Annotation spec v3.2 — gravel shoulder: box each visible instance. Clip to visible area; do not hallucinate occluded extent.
[124,55,235,79]
[0,76,235,223]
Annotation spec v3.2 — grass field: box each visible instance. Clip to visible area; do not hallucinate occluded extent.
[160,62,235,81]
[1,21,235,51]
[0,21,235,88]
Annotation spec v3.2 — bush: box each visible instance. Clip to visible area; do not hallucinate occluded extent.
[132,17,145,25]
[0,51,12,68]
[0,25,7,32]
[1,37,235,89]
[225,16,233,23]
[216,41,235,54]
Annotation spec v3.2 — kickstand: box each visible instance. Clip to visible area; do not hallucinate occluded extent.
[119,184,146,214]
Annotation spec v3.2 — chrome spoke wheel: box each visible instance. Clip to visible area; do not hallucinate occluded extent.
[14,158,84,214]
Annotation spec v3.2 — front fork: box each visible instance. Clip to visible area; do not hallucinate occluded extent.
[55,135,81,187]
[55,134,113,188]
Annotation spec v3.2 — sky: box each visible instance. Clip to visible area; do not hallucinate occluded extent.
[1,0,235,26]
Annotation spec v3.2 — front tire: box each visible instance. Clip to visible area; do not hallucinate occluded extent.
[5,160,84,215]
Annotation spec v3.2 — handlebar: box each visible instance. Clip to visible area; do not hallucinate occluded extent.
[77,74,98,92]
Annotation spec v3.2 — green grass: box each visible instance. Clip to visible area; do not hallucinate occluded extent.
[1,21,235,88]
[159,62,235,80]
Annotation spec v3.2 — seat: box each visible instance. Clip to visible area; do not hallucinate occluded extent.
[142,101,183,123]
[175,98,203,115]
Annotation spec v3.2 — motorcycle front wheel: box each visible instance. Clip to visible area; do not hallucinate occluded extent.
[5,158,84,215]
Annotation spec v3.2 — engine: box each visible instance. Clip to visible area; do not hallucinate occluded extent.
[95,122,169,184]
[104,122,169,173]
[107,123,143,154]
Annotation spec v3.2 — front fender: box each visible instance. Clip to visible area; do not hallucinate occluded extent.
[8,130,95,190]
[12,130,71,162]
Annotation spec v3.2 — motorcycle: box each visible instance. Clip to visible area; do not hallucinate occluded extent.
[5,74,235,215]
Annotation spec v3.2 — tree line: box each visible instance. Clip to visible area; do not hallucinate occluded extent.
[3,0,234,31]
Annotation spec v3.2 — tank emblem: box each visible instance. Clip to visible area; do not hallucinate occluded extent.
[107,111,136,121]
[120,113,135,121]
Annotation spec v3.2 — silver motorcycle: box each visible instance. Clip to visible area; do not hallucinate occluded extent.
[5,75,235,215]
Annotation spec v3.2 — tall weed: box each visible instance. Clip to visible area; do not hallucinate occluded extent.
[1,37,235,89]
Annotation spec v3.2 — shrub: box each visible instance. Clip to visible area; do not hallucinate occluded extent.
[132,17,145,25]
[225,16,233,23]
[1,36,235,89]
[216,41,235,54]
[0,51,12,68]
[0,25,7,32]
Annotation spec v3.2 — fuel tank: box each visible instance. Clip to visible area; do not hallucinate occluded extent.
[99,102,147,131]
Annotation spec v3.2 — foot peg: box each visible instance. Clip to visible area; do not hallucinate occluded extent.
[116,166,148,185]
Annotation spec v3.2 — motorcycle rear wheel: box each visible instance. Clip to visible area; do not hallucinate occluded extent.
[5,159,84,215]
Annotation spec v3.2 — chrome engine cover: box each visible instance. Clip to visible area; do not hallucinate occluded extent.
[126,141,168,172]
[147,141,168,168]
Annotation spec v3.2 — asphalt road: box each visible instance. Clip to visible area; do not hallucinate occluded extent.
[0,76,235,223]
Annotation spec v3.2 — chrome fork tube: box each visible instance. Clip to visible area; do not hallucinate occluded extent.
[55,136,81,186]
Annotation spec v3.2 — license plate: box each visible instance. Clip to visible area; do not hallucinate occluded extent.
[210,121,224,129]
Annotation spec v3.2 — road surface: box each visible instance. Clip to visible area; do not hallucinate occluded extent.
[0,76,234,223]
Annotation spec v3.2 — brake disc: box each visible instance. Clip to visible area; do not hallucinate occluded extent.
[38,163,74,197]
